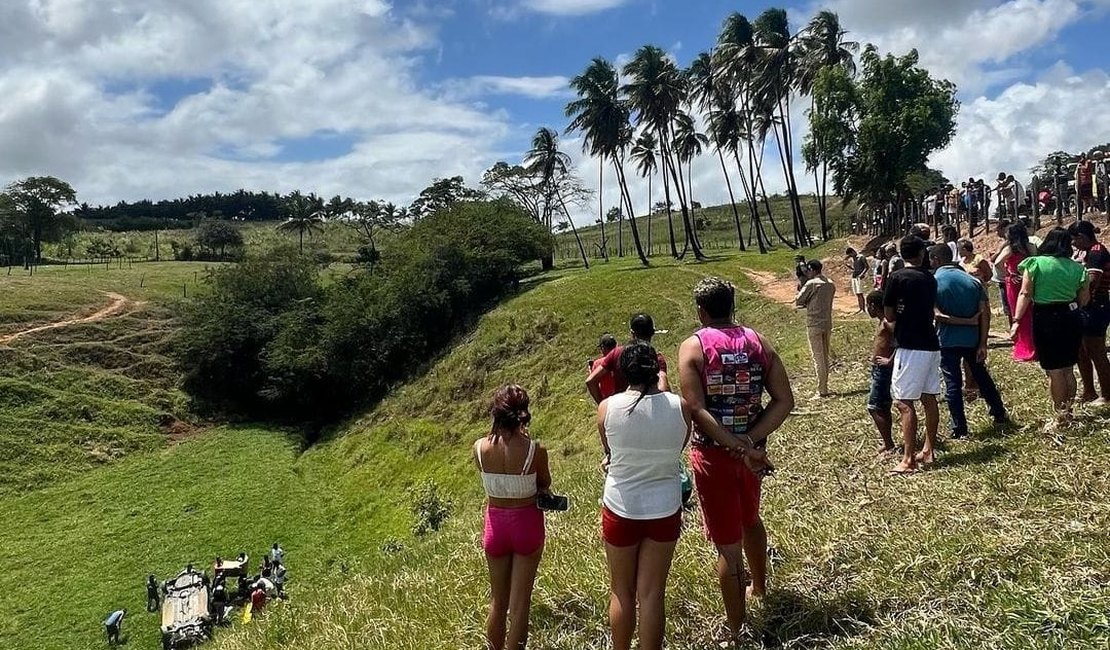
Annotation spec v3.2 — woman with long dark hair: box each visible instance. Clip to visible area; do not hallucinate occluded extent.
[597,343,691,650]
[474,385,552,650]
[1011,228,1090,430]
[995,222,1039,362]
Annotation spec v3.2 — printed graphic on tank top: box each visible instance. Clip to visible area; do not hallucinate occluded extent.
[693,326,767,448]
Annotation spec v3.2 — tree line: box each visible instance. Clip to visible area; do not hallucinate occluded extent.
[478,8,959,268]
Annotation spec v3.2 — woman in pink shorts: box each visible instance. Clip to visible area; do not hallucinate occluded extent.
[473,384,552,650]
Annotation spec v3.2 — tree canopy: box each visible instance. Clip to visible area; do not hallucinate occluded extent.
[833,47,959,208]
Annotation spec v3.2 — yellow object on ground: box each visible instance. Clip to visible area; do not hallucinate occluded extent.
[242,601,253,624]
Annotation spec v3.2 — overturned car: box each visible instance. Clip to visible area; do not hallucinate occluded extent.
[160,569,212,649]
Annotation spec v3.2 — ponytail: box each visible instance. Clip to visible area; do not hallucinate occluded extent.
[619,343,660,414]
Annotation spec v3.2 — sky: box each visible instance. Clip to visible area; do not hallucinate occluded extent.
[1,0,1109,222]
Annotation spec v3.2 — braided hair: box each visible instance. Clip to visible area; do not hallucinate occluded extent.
[620,342,660,413]
[489,384,531,442]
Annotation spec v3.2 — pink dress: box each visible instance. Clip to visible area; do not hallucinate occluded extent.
[1005,252,1037,362]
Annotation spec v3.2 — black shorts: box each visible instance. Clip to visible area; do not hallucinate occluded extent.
[1033,303,1082,371]
[1081,302,1110,338]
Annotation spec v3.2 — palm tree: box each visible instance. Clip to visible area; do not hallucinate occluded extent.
[525,127,590,269]
[278,194,325,253]
[798,11,858,240]
[623,45,706,261]
[689,51,752,252]
[565,57,649,266]
[715,12,784,250]
[630,131,658,255]
[754,9,815,247]
[673,111,709,250]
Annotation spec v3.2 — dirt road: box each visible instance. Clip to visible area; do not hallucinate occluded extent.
[0,292,131,345]
[743,269,861,315]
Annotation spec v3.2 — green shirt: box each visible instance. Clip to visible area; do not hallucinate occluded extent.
[1017,256,1087,304]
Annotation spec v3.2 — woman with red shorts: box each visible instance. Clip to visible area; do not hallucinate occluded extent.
[474,385,552,650]
[597,343,692,650]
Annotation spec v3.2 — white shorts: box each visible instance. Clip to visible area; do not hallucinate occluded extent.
[891,349,942,400]
[851,278,865,295]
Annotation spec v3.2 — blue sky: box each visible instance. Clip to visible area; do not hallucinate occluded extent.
[0,0,1108,219]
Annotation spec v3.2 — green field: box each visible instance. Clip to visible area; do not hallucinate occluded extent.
[554,195,858,262]
[1,246,1109,649]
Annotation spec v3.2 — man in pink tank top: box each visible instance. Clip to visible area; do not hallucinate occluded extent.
[679,277,795,643]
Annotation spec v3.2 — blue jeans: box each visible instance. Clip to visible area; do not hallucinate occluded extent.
[940,347,1007,436]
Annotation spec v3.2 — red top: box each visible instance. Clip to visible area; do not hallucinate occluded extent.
[251,589,266,610]
[588,358,617,401]
[600,345,668,394]
[1079,160,1094,184]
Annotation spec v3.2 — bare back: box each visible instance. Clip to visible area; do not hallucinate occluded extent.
[474,435,550,509]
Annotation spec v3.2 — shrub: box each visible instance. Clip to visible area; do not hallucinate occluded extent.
[175,247,321,414]
[410,481,452,537]
[176,200,550,421]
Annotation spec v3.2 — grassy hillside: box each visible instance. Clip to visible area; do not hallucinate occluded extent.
[2,248,1109,649]
[0,263,215,493]
[209,252,1109,650]
[555,195,858,263]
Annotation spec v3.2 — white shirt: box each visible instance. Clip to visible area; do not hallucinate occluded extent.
[603,391,687,520]
[271,547,284,565]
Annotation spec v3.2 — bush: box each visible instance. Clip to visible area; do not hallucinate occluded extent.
[410,481,452,537]
[175,247,321,413]
[176,200,550,420]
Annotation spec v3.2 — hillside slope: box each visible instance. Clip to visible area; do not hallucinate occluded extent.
[217,252,1108,650]
[2,252,1109,649]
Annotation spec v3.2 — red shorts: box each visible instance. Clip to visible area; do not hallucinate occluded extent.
[601,506,682,547]
[690,445,762,546]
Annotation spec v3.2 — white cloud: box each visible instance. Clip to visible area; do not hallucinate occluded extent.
[439,75,571,100]
[825,0,1093,93]
[523,0,631,16]
[0,0,510,206]
[930,64,1110,182]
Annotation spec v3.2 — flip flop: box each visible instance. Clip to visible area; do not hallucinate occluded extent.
[889,465,918,476]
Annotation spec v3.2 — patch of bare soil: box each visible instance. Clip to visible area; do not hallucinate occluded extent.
[0,292,131,346]
[743,268,861,315]
[160,415,205,445]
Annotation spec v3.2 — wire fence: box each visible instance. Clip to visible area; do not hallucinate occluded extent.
[554,222,854,261]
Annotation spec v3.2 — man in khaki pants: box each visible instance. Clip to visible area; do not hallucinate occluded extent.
[795,260,836,398]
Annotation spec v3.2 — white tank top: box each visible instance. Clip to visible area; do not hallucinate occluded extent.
[475,438,538,500]
[603,391,687,520]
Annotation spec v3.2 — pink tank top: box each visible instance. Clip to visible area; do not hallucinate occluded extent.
[693,326,768,449]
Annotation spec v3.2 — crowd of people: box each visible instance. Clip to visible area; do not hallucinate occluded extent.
[470,217,1110,646]
[474,280,793,649]
[796,218,1108,476]
[111,544,288,645]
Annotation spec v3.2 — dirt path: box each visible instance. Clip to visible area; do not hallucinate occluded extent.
[743,269,861,315]
[0,292,131,345]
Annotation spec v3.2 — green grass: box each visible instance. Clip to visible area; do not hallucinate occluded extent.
[2,245,1109,649]
[555,194,858,263]
[47,221,379,263]
[0,263,214,493]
